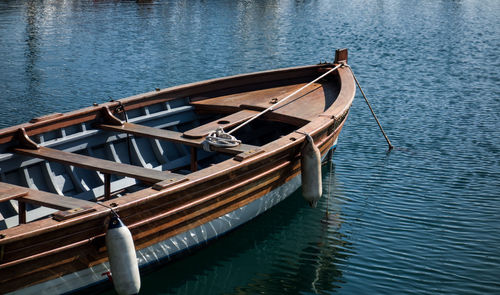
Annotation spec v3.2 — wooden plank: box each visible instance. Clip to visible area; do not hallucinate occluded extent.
[189,84,302,109]
[0,182,29,203]
[95,122,258,155]
[189,82,328,123]
[0,64,326,147]
[52,207,96,221]
[183,109,259,139]
[234,148,265,162]
[29,113,64,124]
[13,146,183,184]
[152,177,189,191]
[0,182,97,222]
[18,191,95,211]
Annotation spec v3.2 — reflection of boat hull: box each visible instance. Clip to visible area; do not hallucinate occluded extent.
[323,138,339,164]
[0,49,354,294]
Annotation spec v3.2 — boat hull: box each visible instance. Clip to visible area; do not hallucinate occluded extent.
[8,119,345,295]
[10,172,302,295]
[0,52,355,294]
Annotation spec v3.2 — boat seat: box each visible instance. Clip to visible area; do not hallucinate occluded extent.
[0,181,98,224]
[19,189,95,211]
[182,109,259,139]
[95,121,258,155]
[13,146,185,185]
[0,182,29,203]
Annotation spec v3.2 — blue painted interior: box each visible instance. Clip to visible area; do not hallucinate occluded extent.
[0,98,207,229]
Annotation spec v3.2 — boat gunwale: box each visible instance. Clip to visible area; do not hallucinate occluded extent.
[0,116,348,272]
[0,60,355,292]
[0,65,354,260]
[0,63,354,245]
[0,64,331,145]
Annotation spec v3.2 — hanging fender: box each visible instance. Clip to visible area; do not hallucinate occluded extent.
[106,216,141,295]
[301,134,322,207]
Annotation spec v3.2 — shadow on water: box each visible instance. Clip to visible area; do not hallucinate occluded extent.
[100,164,352,295]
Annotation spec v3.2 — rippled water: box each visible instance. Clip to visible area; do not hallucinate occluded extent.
[1,0,499,294]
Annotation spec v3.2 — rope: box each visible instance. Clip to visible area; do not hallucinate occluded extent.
[113,100,133,162]
[345,65,394,151]
[97,201,119,218]
[201,64,342,151]
[202,127,241,152]
[228,64,342,135]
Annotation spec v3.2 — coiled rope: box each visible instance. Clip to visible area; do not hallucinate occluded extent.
[202,127,241,151]
[202,64,342,151]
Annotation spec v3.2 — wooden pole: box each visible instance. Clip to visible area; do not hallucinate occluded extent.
[18,201,26,224]
[348,66,394,151]
[104,173,111,200]
[190,147,198,172]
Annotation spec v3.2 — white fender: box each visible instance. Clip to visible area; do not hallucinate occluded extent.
[106,216,141,295]
[301,135,322,207]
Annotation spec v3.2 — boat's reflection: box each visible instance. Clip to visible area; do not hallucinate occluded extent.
[127,163,353,295]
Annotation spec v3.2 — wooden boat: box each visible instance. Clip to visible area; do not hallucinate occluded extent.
[0,49,355,294]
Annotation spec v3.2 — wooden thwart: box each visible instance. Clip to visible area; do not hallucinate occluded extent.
[0,182,28,203]
[14,146,183,184]
[183,109,259,139]
[95,121,258,155]
[19,190,95,211]
[0,181,97,223]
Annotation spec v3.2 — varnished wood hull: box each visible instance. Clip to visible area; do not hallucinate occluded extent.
[0,50,355,294]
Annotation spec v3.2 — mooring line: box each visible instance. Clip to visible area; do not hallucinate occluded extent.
[203,64,342,151]
[227,64,342,135]
[97,201,119,217]
[345,65,394,151]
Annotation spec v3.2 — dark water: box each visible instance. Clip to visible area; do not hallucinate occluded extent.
[1,0,500,294]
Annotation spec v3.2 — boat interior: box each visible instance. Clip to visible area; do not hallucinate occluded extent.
[0,67,342,230]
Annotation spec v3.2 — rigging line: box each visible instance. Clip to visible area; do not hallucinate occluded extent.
[97,201,119,217]
[227,64,342,135]
[345,65,394,151]
[112,99,133,163]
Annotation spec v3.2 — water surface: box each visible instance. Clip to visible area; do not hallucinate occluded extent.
[1,0,499,294]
